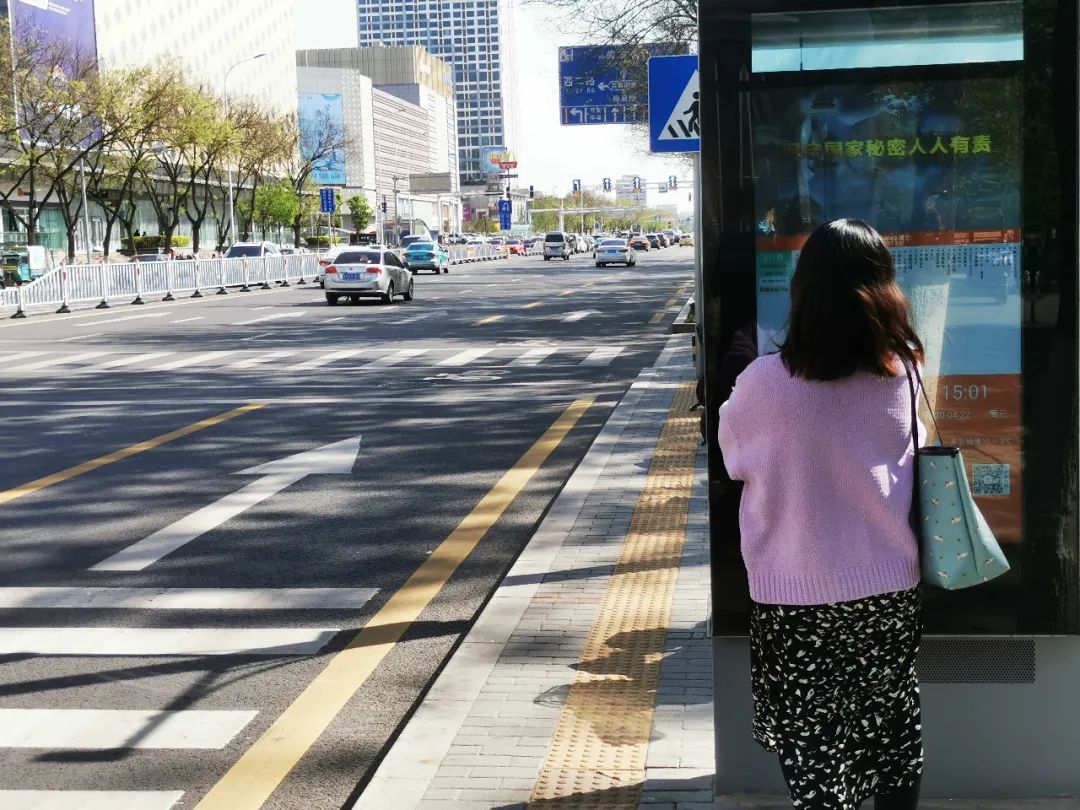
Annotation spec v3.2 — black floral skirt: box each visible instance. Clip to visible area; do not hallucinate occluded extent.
[750,587,923,809]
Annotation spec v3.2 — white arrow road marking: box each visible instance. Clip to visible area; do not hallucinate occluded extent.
[234,311,304,326]
[581,346,625,366]
[173,316,205,324]
[0,627,341,656]
[562,309,600,323]
[437,347,492,366]
[0,708,256,749]
[0,791,184,810]
[90,436,362,572]
[76,312,169,327]
[0,351,45,364]
[5,351,106,372]
[0,586,377,610]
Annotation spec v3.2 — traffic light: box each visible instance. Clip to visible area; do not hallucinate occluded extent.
[380,200,387,213]
[632,176,642,191]
[572,179,581,193]
[602,177,612,192]
[506,185,511,198]
[529,185,534,199]
[668,175,678,190]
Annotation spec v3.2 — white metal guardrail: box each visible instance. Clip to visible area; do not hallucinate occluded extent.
[1,255,320,318]
[0,242,542,318]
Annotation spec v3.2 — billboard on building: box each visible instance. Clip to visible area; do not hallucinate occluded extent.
[10,0,99,69]
[480,147,515,175]
[409,172,453,194]
[299,92,347,186]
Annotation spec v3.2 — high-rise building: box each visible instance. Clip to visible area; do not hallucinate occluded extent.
[353,0,519,186]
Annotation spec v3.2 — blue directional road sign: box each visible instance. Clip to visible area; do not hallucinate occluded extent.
[497,198,512,230]
[572,179,581,193]
[648,55,700,153]
[319,188,336,213]
[558,45,648,127]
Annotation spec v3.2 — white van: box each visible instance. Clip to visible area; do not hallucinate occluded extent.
[543,232,571,261]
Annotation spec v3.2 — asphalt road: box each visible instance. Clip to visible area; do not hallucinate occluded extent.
[0,247,694,810]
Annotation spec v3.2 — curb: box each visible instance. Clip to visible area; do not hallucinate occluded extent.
[671,296,695,334]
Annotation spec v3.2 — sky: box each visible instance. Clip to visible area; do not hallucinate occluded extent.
[512,1,694,212]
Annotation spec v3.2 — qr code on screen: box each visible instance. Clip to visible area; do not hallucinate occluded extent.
[972,464,1011,496]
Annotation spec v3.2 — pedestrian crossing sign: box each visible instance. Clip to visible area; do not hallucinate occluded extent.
[648,55,700,154]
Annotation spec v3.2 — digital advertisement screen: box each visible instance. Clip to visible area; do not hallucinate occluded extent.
[751,75,1022,542]
[298,93,347,187]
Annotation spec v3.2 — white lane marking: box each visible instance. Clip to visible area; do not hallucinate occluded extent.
[437,347,492,366]
[229,350,299,369]
[323,316,346,323]
[0,627,341,656]
[5,351,106,372]
[392,310,444,325]
[234,311,304,326]
[0,791,184,810]
[172,316,205,324]
[239,332,274,341]
[77,313,168,327]
[252,306,274,311]
[363,348,429,368]
[288,348,364,370]
[59,332,103,342]
[562,309,600,323]
[152,351,236,371]
[0,351,45,364]
[581,346,625,366]
[0,587,378,610]
[509,347,558,367]
[0,709,257,749]
[92,437,362,571]
[94,352,175,370]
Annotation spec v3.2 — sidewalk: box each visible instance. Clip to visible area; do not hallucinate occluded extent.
[354,334,711,810]
[351,333,1080,810]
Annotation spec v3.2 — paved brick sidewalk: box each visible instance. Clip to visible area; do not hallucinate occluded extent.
[353,335,711,809]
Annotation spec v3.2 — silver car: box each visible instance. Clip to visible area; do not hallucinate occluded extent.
[324,248,414,305]
[595,238,637,267]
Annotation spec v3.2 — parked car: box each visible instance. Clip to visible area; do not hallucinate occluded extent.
[224,241,280,258]
[316,245,350,285]
[323,247,414,305]
[506,239,526,256]
[279,246,308,255]
[629,235,651,251]
[134,253,170,263]
[403,240,450,274]
[595,238,637,267]
[0,244,51,287]
[543,232,572,261]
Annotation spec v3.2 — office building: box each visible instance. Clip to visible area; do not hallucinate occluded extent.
[298,46,462,236]
[353,0,519,186]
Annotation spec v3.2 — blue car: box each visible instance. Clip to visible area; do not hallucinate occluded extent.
[402,241,450,274]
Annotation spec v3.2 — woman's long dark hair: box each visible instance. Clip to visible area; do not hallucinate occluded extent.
[779,219,924,380]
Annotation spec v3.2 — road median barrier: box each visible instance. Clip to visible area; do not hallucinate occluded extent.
[671,296,695,334]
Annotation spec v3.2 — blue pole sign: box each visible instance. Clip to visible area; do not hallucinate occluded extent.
[648,55,700,153]
[320,188,336,214]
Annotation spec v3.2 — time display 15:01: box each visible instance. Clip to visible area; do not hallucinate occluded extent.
[941,384,990,401]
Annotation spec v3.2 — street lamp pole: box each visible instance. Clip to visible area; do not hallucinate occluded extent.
[79,156,93,264]
[223,53,266,248]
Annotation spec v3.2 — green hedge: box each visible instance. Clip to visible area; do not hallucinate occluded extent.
[120,234,192,252]
[305,235,345,248]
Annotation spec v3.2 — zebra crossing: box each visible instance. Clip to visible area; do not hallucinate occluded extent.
[0,344,629,376]
[0,586,378,808]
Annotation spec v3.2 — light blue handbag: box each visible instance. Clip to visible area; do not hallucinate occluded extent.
[905,365,1011,590]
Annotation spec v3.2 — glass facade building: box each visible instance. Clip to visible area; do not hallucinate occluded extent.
[355,0,518,186]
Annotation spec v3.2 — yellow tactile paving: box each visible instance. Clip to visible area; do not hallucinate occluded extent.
[528,382,698,809]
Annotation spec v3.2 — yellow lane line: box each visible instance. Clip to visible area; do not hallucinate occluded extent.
[558,290,575,297]
[0,403,266,505]
[522,301,544,309]
[0,285,294,329]
[648,311,665,325]
[529,384,697,808]
[194,397,595,810]
[475,314,504,325]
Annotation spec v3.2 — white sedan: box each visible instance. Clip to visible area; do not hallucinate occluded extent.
[324,248,414,305]
[595,238,637,267]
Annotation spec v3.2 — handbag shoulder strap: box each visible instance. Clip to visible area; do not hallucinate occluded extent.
[910,363,945,445]
[904,361,920,450]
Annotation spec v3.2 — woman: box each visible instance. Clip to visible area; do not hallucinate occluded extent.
[717,219,925,810]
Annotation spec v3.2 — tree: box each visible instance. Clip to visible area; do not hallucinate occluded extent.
[252,179,300,242]
[473,214,497,234]
[346,195,373,235]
